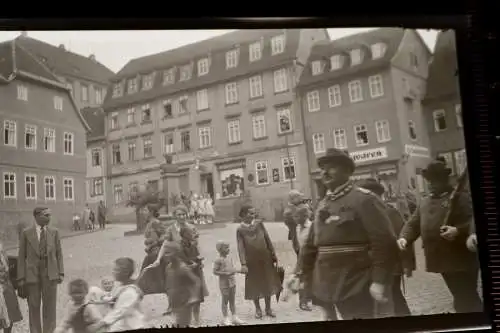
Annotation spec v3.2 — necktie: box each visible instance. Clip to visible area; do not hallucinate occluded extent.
[39,226,47,258]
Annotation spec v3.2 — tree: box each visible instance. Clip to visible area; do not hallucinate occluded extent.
[126,183,167,232]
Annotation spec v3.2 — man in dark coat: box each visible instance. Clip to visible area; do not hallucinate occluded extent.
[97,201,107,229]
[283,190,307,256]
[358,178,415,317]
[398,158,482,313]
[296,148,398,320]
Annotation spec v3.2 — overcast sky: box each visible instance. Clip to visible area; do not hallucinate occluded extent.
[0,29,439,73]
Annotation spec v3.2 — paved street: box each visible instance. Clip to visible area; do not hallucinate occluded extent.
[8,222,472,332]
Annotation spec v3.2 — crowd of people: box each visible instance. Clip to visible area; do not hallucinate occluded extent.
[0,148,483,332]
[179,193,215,225]
[72,201,107,232]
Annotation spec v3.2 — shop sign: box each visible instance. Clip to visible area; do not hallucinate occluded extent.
[405,144,430,158]
[350,147,388,164]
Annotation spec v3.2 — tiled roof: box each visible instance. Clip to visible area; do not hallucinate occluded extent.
[15,36,115,84]
[81,107,105,140]
[103,29,304,111]
[297,28,406,88]
[423,30,458,101]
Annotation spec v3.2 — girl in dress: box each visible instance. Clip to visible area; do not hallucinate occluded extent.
[0,241,22,333]
[198,194,207,225]
[204,194,215,224]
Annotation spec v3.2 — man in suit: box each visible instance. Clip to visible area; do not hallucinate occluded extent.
[17,207,64,333]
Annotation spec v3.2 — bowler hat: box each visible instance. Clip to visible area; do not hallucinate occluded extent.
[422,158,451,180]
[357,178,385,196]
[317,148,355,172]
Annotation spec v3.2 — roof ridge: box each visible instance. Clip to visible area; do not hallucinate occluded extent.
[15,42,62,83]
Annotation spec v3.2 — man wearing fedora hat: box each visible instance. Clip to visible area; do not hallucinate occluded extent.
[357,178,415,317]
[296,148,398,320]
[397,158,482,313]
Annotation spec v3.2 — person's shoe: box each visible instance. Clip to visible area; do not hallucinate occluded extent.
[232,315,245,325]
[222,316,232,326]
[255,308,263,319]
[300,303,313,311]
[265,309,276,318]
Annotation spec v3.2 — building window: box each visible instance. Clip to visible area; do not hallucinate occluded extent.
[277,107,292,134]
[178,96,188,114]
[179,64,192,81]
[128,141,136,161]
[25,174,36,200]
[141,104,151,123]
[328,85,342,107]
[220,168,244,198]
[307,90,321,112]
[371,43,386,59]
[455,104,463,128]
[333,128,347,149]
[110,112,119,130]
[438,152,455,175]
[433,109,447,132]
[44,128,55,152]
[143,136,153,158]
[282,157,296,181]
[91,178,103,196]
[408,121,418,140]
[81,85,89,101]
[113,184,123,204]
[95,89,102,104]
[163,100,173,118]
[227,120,241,144]
[181,131,191,152]
[196,89,209,111]
[128,79,138,94]
[312,133,326,154]
[255,161,269,185]
[311,61,323,75]
[91,148,101,166]
[53,96,63,111]
[368,75,384,98]
[3,120,16,147]
[350,49,362,66]
[112,83,123,98]
[3,172,16,199]
[142,73,155,90]
[63,177,74,201]
[271,34,286,55]
[273,68,288,93]
[162,133,174,155]
[17,84,28,101]
[198,57,210,76]
[25,124,37,150]
[112,144,121,164]
[252,114,267,139]
[330,55,342,71]
[63,132,74,155]
[249,75,263,99]
[128,182,139,200]
[225,82,239,105]
[44,176,55,200]
[454,149,467,175]
[348,80,363,102]
[226,49,239,69]
[127,108,135,125]
[354,124,369,146]
[163,68,175,85]
[249,41,262,62]
[199,127,212,149]
[375,120,391,143]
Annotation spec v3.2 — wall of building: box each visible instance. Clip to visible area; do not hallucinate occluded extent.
[61,76,108,109]
[86,140,106,210]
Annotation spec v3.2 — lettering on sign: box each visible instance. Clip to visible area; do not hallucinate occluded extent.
[350,147,388,164]
[405,144,430,158]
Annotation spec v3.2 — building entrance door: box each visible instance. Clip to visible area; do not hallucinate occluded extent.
[201,173,215,200]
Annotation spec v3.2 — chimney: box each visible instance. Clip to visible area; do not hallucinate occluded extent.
[20,31,28,38]
[59,44,66,50]
[88,54,96,62]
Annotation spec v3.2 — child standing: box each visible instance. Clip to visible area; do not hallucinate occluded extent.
[54,279,102,333]
[213,241,245,326]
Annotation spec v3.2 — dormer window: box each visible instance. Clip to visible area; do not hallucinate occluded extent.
[350,49,362,66]
[179,64,192,82]
[371,43,387,59]
[271,34,286,55]
[112,82,123,98]
[142,73,155,90]
[198,57,210,76]
[330,55,343,71]
[226,49,239,69]
[128,78,138,94]
[311,61,324,76]
[163,68,175,85]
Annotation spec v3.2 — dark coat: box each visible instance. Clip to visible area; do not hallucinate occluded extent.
[386,205,416,273]
[400,191,478,273]
[297,184,398,305]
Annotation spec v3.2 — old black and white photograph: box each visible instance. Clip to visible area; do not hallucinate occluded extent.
[0,27,483,331]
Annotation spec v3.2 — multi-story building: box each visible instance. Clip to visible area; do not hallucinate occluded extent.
[297,28,433,203]
[16,32,115,109]
[82,107,107,210]
[421,30,466,180]
[0,39,90,244]
[102,29,330,221]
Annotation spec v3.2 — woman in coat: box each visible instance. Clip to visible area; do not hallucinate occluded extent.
[236,204,281,319]
[0,241,22,333]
